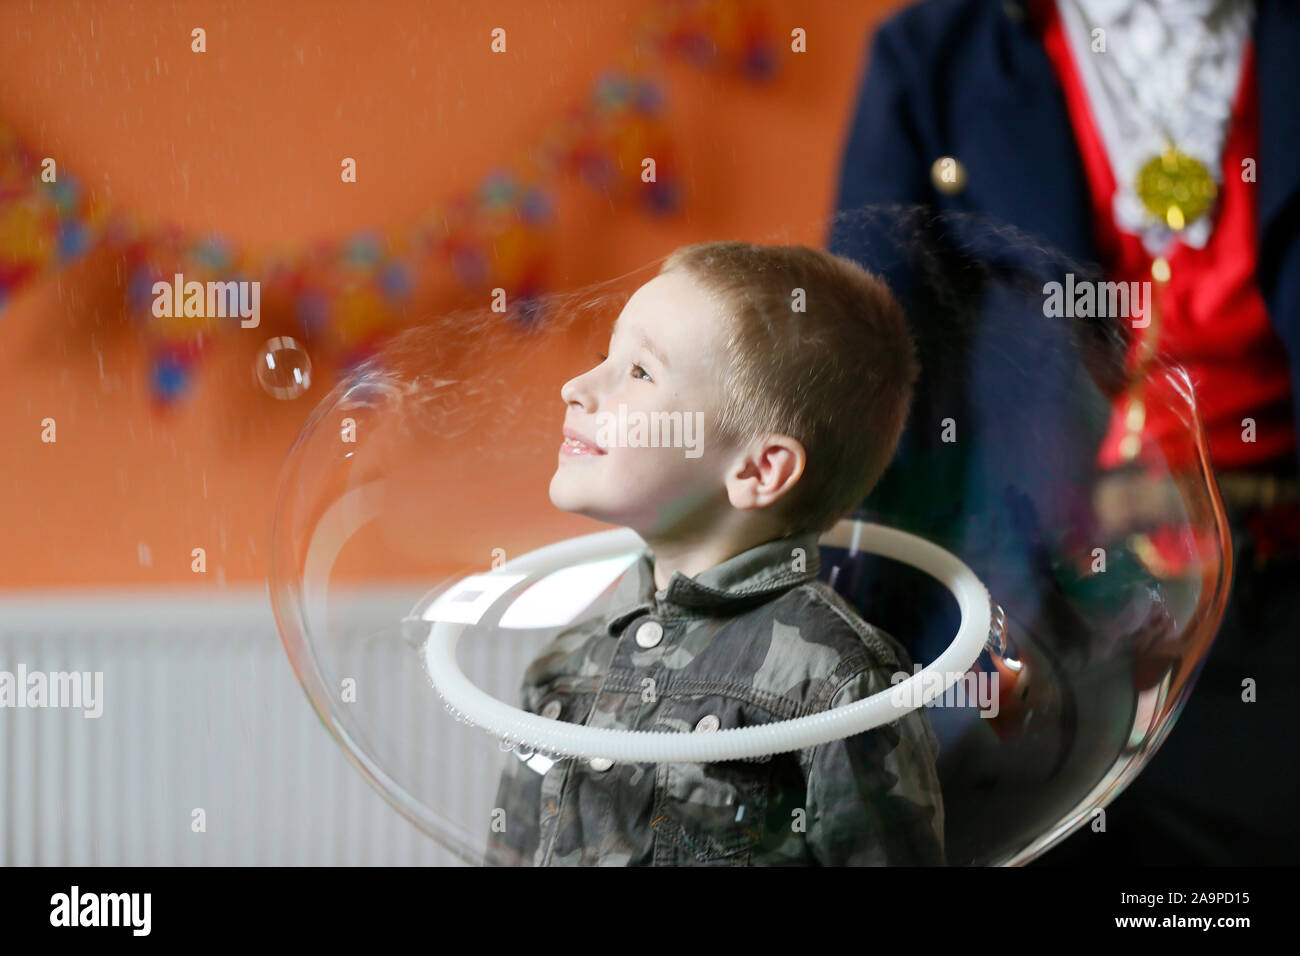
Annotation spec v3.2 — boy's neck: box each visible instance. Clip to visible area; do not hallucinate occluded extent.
[644,523,790,591]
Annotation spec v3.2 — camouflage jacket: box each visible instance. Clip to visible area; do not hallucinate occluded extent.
[486,530,945,866]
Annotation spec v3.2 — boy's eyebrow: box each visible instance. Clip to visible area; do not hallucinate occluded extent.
[611,321,670,370]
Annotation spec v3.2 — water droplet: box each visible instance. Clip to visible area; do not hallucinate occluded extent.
[254,336,312,399]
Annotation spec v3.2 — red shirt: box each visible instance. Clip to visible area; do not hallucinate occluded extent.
[1034,0,1295,472]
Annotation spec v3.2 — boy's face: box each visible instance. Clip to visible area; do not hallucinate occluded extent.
[550,270,737,538]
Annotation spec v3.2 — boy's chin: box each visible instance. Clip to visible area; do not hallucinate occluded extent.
[548,483,631,528]
[548,478,595,518]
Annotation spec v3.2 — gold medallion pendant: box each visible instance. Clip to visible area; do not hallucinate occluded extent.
[1135,147,1217,231]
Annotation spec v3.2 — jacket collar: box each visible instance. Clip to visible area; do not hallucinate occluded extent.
[605,530,823,635]
[1252,0,1300,256]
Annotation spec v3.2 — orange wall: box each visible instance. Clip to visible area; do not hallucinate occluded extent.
[0,0,903,591]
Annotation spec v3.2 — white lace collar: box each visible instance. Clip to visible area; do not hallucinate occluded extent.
[1055,0,1255,255]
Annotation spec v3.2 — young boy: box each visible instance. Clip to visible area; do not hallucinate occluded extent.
[487,242,944,866]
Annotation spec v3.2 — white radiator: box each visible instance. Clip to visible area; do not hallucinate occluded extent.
[0,589,466,866]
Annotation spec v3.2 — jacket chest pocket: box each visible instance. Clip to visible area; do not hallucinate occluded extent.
[656,757,772,863]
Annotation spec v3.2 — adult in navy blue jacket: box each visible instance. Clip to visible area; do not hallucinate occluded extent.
[828,0,1300,865]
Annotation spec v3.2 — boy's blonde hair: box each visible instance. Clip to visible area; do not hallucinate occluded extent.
[659,241,918,537]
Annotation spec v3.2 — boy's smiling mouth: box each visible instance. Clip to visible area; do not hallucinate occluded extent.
[561,426,607,456]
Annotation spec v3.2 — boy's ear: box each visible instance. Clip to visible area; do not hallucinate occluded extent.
[724,434,806,512]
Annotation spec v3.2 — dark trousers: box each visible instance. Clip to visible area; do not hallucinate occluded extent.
[1033,477,1300,866]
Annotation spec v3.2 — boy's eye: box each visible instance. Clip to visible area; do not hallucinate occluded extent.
[596,353,653,382]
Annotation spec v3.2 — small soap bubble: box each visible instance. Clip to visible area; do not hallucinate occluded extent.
[255,336,312,399]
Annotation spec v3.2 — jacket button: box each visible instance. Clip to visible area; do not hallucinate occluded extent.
[588,757,614,772]
[540,700,562,720]
[930,155,967,195]
[634,620,664,648]
[694,714,721,733]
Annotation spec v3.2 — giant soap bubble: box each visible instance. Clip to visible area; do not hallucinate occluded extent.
[270,205,1230,866]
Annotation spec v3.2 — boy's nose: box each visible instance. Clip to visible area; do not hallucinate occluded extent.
[561,373,595,409]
